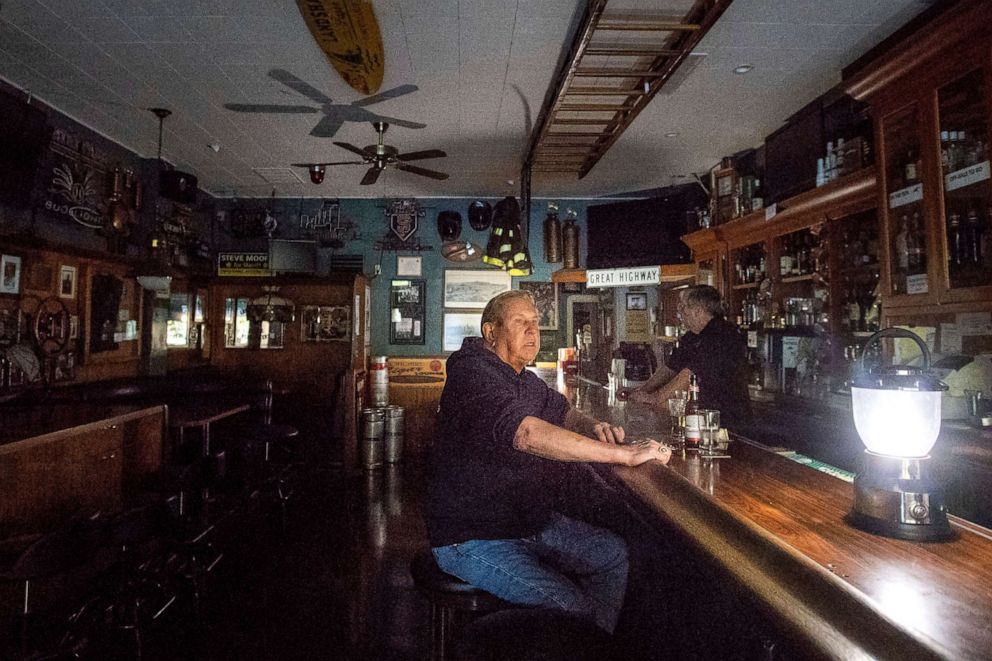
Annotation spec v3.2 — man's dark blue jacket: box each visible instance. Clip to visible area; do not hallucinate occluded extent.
[426,337,571,548]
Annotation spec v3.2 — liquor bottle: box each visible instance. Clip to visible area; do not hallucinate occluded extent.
[948,212,963,267]
[684,373,702,449]
[905,147,918,184]
[966,208,982,265]
[816,158,826,187]
[948,131,960,172]
[908,212,925,273]
[847,284,861,331]
[895,214,910,274]
[780,236,795,277]
[836,138,846,177]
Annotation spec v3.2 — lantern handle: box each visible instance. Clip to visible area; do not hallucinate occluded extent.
[860,327,931,373]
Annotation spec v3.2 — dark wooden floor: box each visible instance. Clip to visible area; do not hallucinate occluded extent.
[144,464,430,661]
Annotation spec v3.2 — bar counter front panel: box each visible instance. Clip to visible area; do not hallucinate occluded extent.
[552,373,992,660]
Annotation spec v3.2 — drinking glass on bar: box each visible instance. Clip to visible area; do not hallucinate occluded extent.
[667,397,687,448]
[699,409,721,455]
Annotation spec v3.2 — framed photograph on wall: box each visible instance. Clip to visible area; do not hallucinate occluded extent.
[396,255,422,277]
[626,292,648,310]
[519,281,558,330]
[0,255,21,295]
[59,265,77,299]
[390,279,426,345]
[444,269,511,309]
[443,312,482,352]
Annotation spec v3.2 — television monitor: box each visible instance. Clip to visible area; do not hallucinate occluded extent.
[269,239,317,274]
[763,99,824,205]
[586,191,698,270]
[0,88,51,208]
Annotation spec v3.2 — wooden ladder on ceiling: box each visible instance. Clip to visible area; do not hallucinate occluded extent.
[525,0,733,179]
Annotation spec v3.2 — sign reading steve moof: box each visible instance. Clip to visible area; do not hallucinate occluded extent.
[586,266,660,288]
[217,252,270,277]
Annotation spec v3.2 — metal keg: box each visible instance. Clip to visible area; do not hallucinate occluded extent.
[369,356,389,407]
[383,405,405,464]
[361,407,385,469]
[562,215,579,269]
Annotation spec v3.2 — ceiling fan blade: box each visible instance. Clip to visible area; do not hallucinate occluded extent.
[269,69,333,104]
[352,84,419,107]
[224,103,319,114]
[333,142,375,158]
[291,161,365,167]
[310,115,345,138]
[394,162,449,180]
[361,167,382,186]
[397,149,447,162]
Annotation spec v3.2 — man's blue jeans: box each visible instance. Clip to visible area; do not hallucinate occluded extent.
[432,512,628,633]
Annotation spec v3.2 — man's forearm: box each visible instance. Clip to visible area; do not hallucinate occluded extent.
[514,416,626,463]
[637,364,676,393]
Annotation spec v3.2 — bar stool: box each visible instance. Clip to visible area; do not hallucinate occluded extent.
[84,504,176,660]
[409,549,511,661]
[0,517,101,660]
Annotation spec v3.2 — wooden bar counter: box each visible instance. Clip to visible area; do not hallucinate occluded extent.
[553,374,992,660]
[0,403,166,538]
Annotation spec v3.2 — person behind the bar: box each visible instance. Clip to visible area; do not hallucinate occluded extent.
[627,284,752,430]
[426,290,672,635]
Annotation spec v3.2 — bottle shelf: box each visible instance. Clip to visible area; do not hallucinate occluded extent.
[733,282,761,290]
[779,274,817,284]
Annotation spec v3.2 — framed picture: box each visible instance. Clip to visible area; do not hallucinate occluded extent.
[444,269,511,309]
[443,312,482,352]
[396,255,422,277]
[519,281,558,330]
[301,305,351,342]
[626,292,648,310]
[0,255,21,295]
[59,265,77,299]
[390,279,426,345]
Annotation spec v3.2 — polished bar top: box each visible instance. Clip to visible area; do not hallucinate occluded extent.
[550,373,992,660]
[0,403,167,451]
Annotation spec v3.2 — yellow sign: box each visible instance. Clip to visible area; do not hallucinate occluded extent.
[296,0,384,95]
[217,252,270,277]
[389,357,446,387]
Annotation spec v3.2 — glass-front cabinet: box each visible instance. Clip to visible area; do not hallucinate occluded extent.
[937,67,992,292]
[881,104,930,297]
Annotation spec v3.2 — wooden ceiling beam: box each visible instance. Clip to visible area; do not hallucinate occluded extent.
[564,87,643,96]
[595,20,700,31]
[583,46,681,56]
[573,69,667,77]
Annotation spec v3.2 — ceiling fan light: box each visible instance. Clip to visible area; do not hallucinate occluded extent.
[309,165,326,184]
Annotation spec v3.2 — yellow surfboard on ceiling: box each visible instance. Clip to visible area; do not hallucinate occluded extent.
[296,0,384,96]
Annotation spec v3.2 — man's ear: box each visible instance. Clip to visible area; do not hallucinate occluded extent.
[482,322,495,344]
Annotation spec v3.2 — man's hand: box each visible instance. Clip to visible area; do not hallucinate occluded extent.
[592,421,625,444]
[622,439,672,467]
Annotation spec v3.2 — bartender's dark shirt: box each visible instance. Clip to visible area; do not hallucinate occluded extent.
[667,316,752,429]
[426,337,571,548]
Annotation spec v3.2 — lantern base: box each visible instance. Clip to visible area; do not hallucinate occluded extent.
[846,451,954,542]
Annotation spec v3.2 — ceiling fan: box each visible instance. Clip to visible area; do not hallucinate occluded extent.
[224,69,425,139]
[293,122,449,186]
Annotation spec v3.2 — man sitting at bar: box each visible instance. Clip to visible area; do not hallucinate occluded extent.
[426,290,672,635]
[628,284,752,429]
